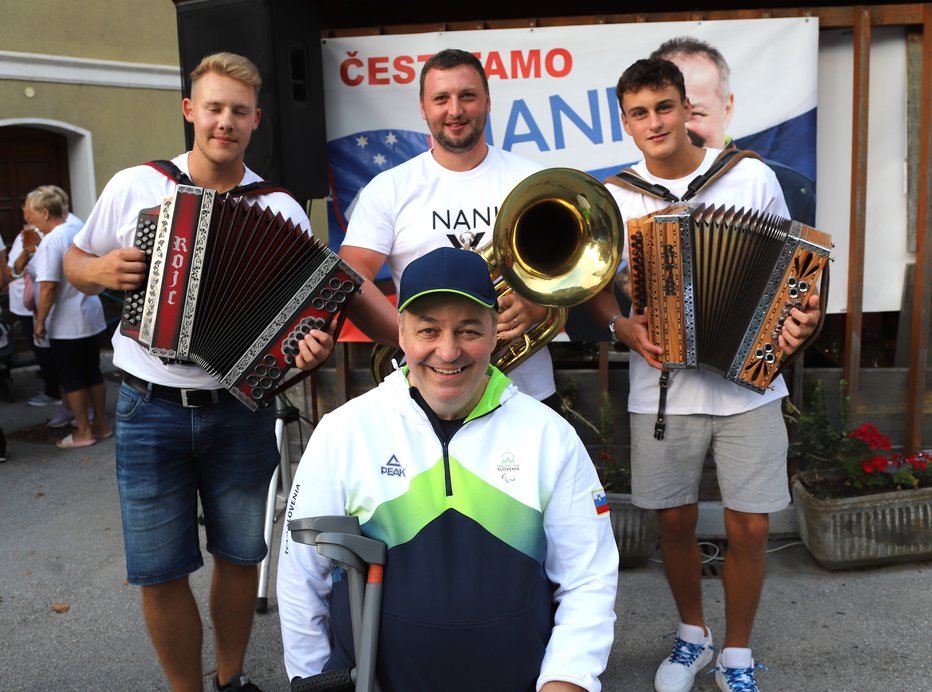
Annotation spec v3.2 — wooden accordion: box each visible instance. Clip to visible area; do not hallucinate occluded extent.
[120,185,363,410]
[627,203,831,393]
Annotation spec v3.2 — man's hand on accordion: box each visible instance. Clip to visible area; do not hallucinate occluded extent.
[616,313,666,370]
[64,245,148,296]
[778,291,821,356]
[294,320,337,371]
[97,247,149,291]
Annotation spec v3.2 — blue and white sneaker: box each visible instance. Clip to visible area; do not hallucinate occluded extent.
[654,623,714,692]
[713,648,767,691]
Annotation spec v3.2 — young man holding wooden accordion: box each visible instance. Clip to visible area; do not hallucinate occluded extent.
[64,53,335,692]
[588,58,823,692]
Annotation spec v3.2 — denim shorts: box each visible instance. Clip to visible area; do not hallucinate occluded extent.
[115,382,279,585]
[630,399,790,514]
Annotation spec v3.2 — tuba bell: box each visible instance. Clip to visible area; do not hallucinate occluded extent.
[370,167,623,383]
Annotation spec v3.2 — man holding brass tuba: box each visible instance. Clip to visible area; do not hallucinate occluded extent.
[338,48,562,411]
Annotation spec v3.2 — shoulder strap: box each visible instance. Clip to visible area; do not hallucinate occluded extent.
[144,160,193,186]
[603,169,680,202]
[225,180,298,201]
[143,160,297,201]
[603,149,764,204]
[681,149,762,201]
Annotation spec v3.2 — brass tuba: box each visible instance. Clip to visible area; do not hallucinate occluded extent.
[370,167,623,383]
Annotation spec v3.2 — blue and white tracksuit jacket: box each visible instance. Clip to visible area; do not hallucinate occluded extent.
[277,367,619,691]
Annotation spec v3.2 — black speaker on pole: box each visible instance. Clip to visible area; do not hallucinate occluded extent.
[174,0,328,200]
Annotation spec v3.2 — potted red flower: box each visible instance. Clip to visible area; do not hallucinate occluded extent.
[787,380,932,569]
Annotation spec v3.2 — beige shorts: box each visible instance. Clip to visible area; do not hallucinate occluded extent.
[629,399,790,513]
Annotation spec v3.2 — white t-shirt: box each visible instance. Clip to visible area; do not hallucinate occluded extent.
[72,153,311,389]
[343,146,556,401]
[33,216,106,339]
[607,147,791,416]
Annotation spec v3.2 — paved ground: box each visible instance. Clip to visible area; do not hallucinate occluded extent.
[1,354,930,691]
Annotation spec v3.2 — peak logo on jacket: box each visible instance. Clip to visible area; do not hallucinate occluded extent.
[381,455,405,477]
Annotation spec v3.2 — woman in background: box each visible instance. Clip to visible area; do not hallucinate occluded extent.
[26,186,110,448]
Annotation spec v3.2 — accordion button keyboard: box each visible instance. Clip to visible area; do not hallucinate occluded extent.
[121,210,160,336]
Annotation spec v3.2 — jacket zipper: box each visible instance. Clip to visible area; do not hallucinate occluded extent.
[409,385,500,498]
[441,439,453,497]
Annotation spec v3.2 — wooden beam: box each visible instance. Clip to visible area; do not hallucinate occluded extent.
[905,4,932,453]
[334,342,351,406]
[844,5,870,414]
[322,4,927,37]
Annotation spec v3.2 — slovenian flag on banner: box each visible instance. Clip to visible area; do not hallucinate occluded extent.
[592,489,610,516]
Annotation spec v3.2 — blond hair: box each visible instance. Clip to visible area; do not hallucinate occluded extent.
[26,186,65,219]
[190,52,261,98]
[43,184,70,212]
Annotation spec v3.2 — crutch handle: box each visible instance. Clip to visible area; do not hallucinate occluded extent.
[289,515,361,545]
[291,670,355,692]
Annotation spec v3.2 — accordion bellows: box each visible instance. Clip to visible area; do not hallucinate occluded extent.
[121,185,362,409]
[628,203,831,393]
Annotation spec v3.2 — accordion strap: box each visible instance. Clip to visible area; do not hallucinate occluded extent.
[654,371,671,441]
[144,160,298,200]
[603,170,680,202]
[603,149,763,203]
[682,149,762,200]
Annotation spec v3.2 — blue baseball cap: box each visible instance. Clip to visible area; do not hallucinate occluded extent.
[398,247,498,313]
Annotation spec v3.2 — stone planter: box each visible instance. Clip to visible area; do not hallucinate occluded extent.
[791,471,932,570]
[607,493,659,568]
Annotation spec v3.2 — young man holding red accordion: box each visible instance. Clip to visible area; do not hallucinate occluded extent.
[65,52,334,692]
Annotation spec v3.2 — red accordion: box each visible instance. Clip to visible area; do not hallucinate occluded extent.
[120,185,362,410]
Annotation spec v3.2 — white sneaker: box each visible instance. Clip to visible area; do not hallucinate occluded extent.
[713,648,766,692]
[654,623,714,692]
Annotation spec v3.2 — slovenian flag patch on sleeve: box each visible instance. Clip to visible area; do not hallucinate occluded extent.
[592,488,610,515]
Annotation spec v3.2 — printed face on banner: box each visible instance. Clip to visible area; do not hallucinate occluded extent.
[670,53,735,149]
[419,64,491,156]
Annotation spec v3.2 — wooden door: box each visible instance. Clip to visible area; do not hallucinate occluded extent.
[0,126,72,247]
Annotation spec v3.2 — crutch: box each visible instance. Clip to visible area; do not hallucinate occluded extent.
[289,515,386,692]
[256,395,300,613]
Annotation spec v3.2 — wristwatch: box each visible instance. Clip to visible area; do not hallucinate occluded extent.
[608,314,622,342]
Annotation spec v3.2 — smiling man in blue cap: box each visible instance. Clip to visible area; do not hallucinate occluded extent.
[278,246,619,692]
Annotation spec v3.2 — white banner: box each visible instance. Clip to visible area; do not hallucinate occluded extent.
[320,18,821,336]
